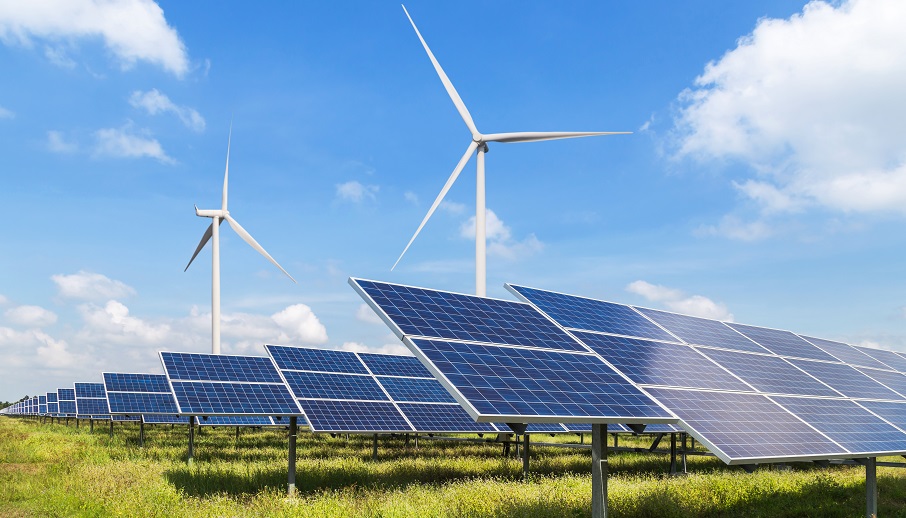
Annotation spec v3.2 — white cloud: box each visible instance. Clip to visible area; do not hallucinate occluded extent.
[694,215,773,242]
[51,271,136,300]
[0,0,190,77]
[459,209,543,260]
[270,304,328,344]
[46,130,77,153]
[440,201,466,215]
[0,294,8,305]
[77,300,170,345]
[5,305,57,328]
[673,0,906,231]
[94,125,173,163]
[0,327,85,369]
[338,341,411,356]
[335,180,378,202]
[43,44,75,69]
[404,191,419,204]
[356,303,383,325]
[0,105,13,119]
[626,280,733,321]
[129,89,204,132]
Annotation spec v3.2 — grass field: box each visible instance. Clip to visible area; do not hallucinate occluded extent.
[2,416,906,517]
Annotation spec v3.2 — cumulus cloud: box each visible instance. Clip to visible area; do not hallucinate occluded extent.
[672,0,906,237]
[77,300,171,345]
[129,89,204,131]
[5,305,58,328]
[0,327,85,369]
[626,280,733,321]
[356,303,383,325]
[460,209,543,260]
[0,0,190,77]
[93,126,173,163]
[0,105,13,119]
[336,180,378,202]
[51,271,136,300]
[46,130,77,153]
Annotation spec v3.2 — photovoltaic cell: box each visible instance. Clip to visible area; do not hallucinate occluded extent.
[282,371,388,401]
[162,353,284,383]
[854,346,906,373]
[694,348,839,397]
[59,401,76,414]
[170,381,299,415]
[198,416,277,426]
[59,388,75,401]
[268,345,369,375]
[573,331,749,391]
[107,392,179,414]
[411,338,673,422]
[855,368,906,398]
[508,284,677,342]
[786,359,902,400]
[104,373,172,393]
[359,352,432,378]
[74,382,106,399]
[725,323,838,362]
[771,396,906,454]
[76,398,110,416]
[355,280,585,352]
[399,403,498,433]
[645,388,846,462]
[858,401,906,431]
[300,399,412,432]
[142,415,189,424]
[46,392,57,403]
[634,307,769,353]
[378,376,457,403]
[521,422,570,433]
[802,336,890,370]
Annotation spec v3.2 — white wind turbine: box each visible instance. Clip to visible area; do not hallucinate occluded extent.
[185,128,296,354]
[392,5,631,297]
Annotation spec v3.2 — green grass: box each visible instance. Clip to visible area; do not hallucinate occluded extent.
[2,416,906,517]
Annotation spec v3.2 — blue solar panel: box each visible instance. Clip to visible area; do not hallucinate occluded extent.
[508,284,677,342]
[411,338,673,422]
[855,368,906,398]
[378,376,457,403]
[198,416,276,426]
[59,401,76,414]
[74,383,106,398]
[107,392,179,414]
[645,388,846,462]
[162,352,284,383]
[282,371,389,401]
[76,398,110,416]
[47,403,59,413]
[859,401,906,431]
[58,388,75,401]
[786,359,902,400]
[854,346,906,373]
[399,403,498,433]
[46,392,58,403]
[573,331,750,391]
[104,373,171,393]
[802,336,890,369]
[267,345,369,374]
[112,415,141,422]
[142,415,189,424]
[725,323,838,361]
[39,396,46,405]
[771,396,906,454]
[695,348,840,397]
[633,307,770,354]
[521,422,570,433]
[354,279,585,352]
[170,381,300,415]
[299,400,412,432]
[359,352,432,378]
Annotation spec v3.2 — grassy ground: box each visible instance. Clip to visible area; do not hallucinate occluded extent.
[2,416,905,517]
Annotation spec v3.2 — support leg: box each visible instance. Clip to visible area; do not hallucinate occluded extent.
[187,416,195,464]
[140,421,145,447]
[90,418,94,433]
[614,434,618,449]
[522,434,530,480]
[372,434,378,461]
[681,433,688,474]
[287,416,297,497]
[670,433,677,476]
[866,457,877,518]
[592,424,608,518]
[236,426,240,442]
[515,435,520,457]
[109,420,114,439]
[415,433,419,448]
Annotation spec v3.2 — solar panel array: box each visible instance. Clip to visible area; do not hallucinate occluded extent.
[508,283,906,464]
[160,352,302,417]
[267,344,502,433]
[350,278,675,426]
[46,392,59,415]
[103,372,179,416]
[74,382,111,419]
[58,388,76,416]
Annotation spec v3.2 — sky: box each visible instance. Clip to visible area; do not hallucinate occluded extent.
[1,0,905,401]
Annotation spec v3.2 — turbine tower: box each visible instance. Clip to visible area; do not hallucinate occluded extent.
[392,5,630,296]
[185,127,296,354]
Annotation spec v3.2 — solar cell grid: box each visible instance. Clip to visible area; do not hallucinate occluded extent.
[377,376,457,403]
[74,383,106,399]
[107,392,179,414]
[47,402,59,413]
[855,368,906,398]
[359,352,432,378]
[104,373,171,393]
[787,359,902,400]
[695,348,840,397]
[854,346,906,373]
[268,345,369,374]
[282,371,388,401]
[46,392,58,403]
[142,415,189,424]
[300,399,412,432]
[354,279,585,351]
[59,401,76,414]
[198,416,276,426]
[58,388,75,401]
[39,396,46,405]
[162,353,284,383]
[726,323,838,362]
[573,331,750,391]
[802,336,890,369]
[771,396,906,454]
[77,399,110,416]
[634,307,769,353]
[508,284,677,342]
[399,403,498,432]
[170,381,300,415]
[858,401,906,431]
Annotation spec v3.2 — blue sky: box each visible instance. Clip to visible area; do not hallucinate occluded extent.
[1,0,905,401]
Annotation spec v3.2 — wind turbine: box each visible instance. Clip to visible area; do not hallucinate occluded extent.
[185,128,296,354]
[392,5,631,297]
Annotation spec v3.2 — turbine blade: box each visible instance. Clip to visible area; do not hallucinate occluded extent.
[223,214,297,283]
[402,5,479,136]
[392,140,478,271]
[485,131,632,144]
[185,222,215,272]
[222,123,232,211]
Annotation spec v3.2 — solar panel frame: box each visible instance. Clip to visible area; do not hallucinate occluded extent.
[801,336,891,370]
[693,348,841,397]
[854,346,906,373]
[725,322,839,362]
[786,359,903,400]
[103,372,181,415]
[632,306,771,354]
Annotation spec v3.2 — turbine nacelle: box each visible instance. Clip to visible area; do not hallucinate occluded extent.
[195,208,227,219]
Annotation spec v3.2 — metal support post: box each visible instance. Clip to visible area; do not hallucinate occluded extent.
[866,457,877,518]
[187,416,195,464]
[591,424,608,518]
[681,433,688,473]
[648,433,664,451]
[614,434,618,449]
[522,434,530,480]
[76,418,79,429]
[287,416,297,497]
[372,434,378,461]
[90,418,94,433]
[139,421,145,447]
[514,435,520,457]
[669,433,677,476]
[109,420,114,438]
[415,433,419,448]
[235,426,240,442]
[405,433,410,447]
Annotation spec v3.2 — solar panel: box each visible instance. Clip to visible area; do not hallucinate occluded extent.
[355,279,586,351]
[854,346,906,373]
[58,388,76,415]
[160,352,302,417]
[858,401,906,430]
[46,392,57,403]
[786,359,902,400]
[507,284,677,342]
[632,306,769,353]
[74,382,110,418]
[112,415,141,422]
[302,400,412,432]
[694,348,840,397]
[725,323,838,362]
[282,371,388,401]
[142,415,189,424]
[198,416,277,427]
[573,331,750,391]
[854,368,906,398]
[378,376,457,403]
[802,336,890,369]
[771,396,906,455]
[104,373,180,415]
[359,352,432,378]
